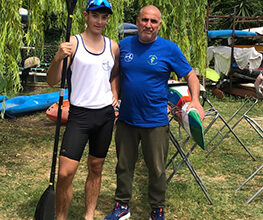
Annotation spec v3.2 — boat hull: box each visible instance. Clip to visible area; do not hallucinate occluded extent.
[0,90,68,116]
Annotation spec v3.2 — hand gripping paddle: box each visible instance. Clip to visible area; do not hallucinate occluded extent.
[34,0,77,219]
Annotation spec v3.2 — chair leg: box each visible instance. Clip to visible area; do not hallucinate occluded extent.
[206,113,256,160]
[247,187,263,204]
[169,131,213,205]
[237,164,263,191]
[205,98,256,161]
[244,115,263,139]
[237,164,263,204]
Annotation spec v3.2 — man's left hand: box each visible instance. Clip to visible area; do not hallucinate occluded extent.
[186,101,205,121]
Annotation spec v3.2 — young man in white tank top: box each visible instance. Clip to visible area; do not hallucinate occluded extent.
[47,1,119,219]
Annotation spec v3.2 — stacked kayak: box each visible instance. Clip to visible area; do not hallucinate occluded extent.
[0,89,68,117]
[208,30,257,39]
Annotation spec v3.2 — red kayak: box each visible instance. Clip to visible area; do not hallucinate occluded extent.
[46,100,69,124]
[46,100,119,124]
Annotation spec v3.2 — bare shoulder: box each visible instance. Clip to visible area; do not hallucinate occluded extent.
[110,39,120,57]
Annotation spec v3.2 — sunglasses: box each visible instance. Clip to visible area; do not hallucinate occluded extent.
[87,0,112,9]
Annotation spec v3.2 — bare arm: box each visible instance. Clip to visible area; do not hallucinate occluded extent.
[110,40,120,108]
[184,70,205,120]
[47,36,77,87]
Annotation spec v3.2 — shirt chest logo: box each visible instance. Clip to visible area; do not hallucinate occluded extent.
[124,53,134,62]
[102,60,111,71]
[147,55,158,65]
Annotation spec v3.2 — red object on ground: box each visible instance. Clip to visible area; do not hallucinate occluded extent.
[46,100,70,124]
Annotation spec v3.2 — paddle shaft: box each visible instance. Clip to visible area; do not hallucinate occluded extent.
[34,2,77,219]
[49,0,77,186]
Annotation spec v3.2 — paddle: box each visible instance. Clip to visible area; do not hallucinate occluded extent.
[34,0,77,219]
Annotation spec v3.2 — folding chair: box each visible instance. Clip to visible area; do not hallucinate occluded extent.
[237,164,263,203]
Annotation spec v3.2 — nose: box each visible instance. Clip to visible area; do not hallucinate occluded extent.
[97,17,102,24]
[145,20,151,28]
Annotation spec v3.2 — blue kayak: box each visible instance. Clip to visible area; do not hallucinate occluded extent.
[0,95,8,102]
[208,30,257,39]
[0,89,68,116]
[118,23,138,35]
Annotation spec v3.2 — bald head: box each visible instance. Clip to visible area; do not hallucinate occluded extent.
[136,5,162,44]
[139,5,162,20]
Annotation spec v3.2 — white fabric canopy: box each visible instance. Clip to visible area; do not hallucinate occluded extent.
[208,46,262,76]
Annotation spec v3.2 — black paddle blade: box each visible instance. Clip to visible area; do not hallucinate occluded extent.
[34,185,55,220]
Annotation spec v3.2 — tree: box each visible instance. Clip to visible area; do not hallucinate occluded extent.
[0,0,208,99]
[208,0,263,29]
[0,0,124,98]
[0,0,24,96]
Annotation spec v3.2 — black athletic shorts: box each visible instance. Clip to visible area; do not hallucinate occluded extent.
[60,104,115,161]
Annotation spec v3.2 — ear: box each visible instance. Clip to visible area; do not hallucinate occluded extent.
[158,20,162,31]
[83,11,88,20]
[136,17,139,26]
[105,15,110,22]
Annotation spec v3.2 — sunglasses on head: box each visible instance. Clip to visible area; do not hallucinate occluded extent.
[87,0,111,9]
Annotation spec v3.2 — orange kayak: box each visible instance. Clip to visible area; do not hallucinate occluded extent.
[46,100,119,124]
[46,100,69,124]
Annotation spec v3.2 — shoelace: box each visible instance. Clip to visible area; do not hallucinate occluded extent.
[153,208,164,217]
[113,202,120,211]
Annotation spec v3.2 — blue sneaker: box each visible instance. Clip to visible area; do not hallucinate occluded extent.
[104,202,130,220]
[149,208,165,220]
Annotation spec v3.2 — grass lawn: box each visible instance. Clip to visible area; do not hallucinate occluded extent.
[0,87,263,219]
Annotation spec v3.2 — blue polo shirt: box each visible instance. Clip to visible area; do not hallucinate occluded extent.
[118,35,192,127]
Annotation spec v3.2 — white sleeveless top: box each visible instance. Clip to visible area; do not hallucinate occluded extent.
[68,34,114,109]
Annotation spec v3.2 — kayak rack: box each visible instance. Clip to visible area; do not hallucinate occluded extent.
[165,88,260,205]
[204,96,257,160]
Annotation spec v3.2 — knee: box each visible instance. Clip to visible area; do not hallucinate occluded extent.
[57,168,75,182]
[88,159,104,177]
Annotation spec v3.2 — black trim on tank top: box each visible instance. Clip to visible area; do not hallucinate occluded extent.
[79,34,106,56]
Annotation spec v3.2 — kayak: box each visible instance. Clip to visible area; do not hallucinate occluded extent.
[0,89,68,116]
[177,103,205,150]
[46,99,70,124]
[168,85,192,108]
[208,30,257,39]
[46,100,120,124]
[167,85,205,149]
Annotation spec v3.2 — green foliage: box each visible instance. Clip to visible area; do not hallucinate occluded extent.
[0,0,23,95]
[208,0,263,29]
[0,0,125,98]
[104,0,125,41]
[189,0,207,76]
[0,0,208,98]
[123,0,139,24]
